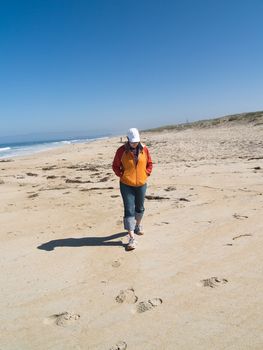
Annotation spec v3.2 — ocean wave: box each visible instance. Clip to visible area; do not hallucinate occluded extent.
[0,135,110,159]
[53,140,74,145]
[0,147,11,152]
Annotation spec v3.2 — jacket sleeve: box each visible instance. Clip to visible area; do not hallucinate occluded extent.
[145,146,153,175]
[112,146,124,177]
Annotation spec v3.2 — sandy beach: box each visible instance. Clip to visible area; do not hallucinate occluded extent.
[1,121,263,350]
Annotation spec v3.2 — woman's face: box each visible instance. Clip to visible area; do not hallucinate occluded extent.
[129,141,139,149]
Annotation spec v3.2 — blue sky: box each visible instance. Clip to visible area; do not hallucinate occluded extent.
[1,0,263,138]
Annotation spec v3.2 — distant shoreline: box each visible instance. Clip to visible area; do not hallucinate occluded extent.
[0,135,110,160]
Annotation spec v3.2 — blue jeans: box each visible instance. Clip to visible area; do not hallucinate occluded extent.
[120,182,147,231]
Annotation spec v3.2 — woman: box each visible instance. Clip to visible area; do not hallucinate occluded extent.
[112,128,153,250]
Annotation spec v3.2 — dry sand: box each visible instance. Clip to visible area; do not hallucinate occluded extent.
[0,122,263,350]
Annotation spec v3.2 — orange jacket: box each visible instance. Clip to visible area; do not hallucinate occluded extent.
[112,142,153,187]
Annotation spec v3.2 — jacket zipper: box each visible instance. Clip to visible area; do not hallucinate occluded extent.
[136,150,142,186]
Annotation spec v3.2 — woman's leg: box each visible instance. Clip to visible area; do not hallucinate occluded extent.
[120,182,136,238]
[135,183,147,227]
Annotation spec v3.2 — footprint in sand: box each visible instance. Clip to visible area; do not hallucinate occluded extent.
[112,260,121,268]
[200,277,228,288]
[109,341,127,350]
[136,298,163,313]
[115,288,138,304]
[44,312,80,327]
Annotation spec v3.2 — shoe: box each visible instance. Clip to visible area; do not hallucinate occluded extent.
[134,224,144,235]
[127,237,137,251]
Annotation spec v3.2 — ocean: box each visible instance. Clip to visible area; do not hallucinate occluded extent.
[0,136,108,159]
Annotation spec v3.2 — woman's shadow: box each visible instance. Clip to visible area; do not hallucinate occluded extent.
[37,231,127,251]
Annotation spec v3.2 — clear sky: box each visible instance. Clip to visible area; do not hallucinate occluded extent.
[1,0,263,138]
